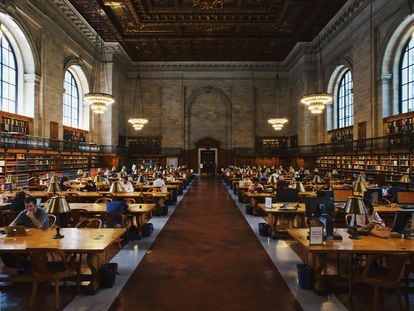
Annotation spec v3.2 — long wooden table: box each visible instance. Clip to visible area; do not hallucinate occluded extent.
[258,203,305,237]
[288,228,414,293]
[69,203,155,237]
[245,191,276,215]
[0,227,126,294]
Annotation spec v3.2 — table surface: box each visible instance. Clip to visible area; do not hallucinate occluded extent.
[69,202,155,213]
[1,191,168,198]
[0,227,126,253]
[288,228,414,254]
[258,203,305,213]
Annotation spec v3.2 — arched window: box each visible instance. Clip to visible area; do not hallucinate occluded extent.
[63,70,80,128]
[337,70,354,128]
[400,36,414,113]
[0,34,17,113]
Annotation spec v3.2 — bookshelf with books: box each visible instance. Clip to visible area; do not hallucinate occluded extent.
[255,137,288,154]
[0,111,32,135]
[384,112,414,148]
[328,126,353,143]
[316,153,413,181]
[128,136,161,155]
[63,126,87,142]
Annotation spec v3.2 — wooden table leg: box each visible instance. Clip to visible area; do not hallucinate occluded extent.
[309,252,328,295]
[85,252,105,295]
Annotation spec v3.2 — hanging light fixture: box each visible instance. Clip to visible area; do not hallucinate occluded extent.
[301,37,332,114]
[128,72,148,130]
[268,73,288,131]
[84,9,114,114]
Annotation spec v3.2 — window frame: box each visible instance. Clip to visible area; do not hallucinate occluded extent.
[399,37,414,114]
[0,34,17,114]
[336,69,354,129]
[62,69,81,128]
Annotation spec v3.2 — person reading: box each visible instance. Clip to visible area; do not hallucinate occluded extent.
[10,195,49,229]
[248,178,264,193]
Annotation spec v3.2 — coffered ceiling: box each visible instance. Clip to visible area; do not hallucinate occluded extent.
[68,0,347,61]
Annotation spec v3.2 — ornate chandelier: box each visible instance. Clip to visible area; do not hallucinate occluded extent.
[193,0,223,10]
[128,73,149,130]
[268,118,288,131]
[300,92,332,114]
[85,10,114,114]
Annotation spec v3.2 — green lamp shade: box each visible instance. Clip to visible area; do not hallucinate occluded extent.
[345,196,368,215]
[400,175,410,183]
[312,175,322,184]
[352,181,367,194]
[47,182,61,193]
[109,181,125,193]
[295,181,306,193]
[46,195,71,214]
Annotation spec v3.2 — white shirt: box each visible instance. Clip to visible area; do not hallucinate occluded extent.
[121,181,134,193]
[153,178,166,188]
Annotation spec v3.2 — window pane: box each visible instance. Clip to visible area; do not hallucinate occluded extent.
[400,36,414,113]
[62,70,80,128]
[0,35,17,113]
[337,70,354,129]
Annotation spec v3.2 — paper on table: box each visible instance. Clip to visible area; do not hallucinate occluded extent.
[265,197,272,209]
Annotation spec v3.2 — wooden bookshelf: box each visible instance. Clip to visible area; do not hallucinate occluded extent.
[255,137,288,154]
[384,112,414,148]
[63,126,87,142]
[128,136,161,154]
[0,111,32,135]
[328,126,353,143]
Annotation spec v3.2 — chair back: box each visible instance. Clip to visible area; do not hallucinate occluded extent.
[365,254,409,285]
[48,214,57,227]
[95,197,113,204]
[143,194,155,203]
[68,209,88,227]
[65,192,80,203]
[27,248,68,277]
[123,198,136,204]
[0,210,18,226]
[75,217,102,228]
[104,212,126,228]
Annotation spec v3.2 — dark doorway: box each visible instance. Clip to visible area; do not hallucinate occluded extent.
[200,150,216,176]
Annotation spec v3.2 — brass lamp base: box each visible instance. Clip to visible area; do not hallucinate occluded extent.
[52,227,64,239]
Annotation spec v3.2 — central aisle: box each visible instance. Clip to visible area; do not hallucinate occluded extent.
[110,177,302,310]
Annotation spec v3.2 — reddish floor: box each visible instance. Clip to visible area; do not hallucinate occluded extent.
[110,177,302,310]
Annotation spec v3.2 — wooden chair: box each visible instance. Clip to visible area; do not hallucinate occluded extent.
[123,198,136,204]
[64,192,80,203]
[67,209,88,227]
[95,197,113,203]
[47,214,57,228]
[75,217,102,228]
[348,253,409,311]
[27,248,80,309]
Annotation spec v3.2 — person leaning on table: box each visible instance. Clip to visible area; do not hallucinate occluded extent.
[10,195,49,229]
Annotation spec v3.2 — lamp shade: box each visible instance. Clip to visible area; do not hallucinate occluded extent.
[109,181,125,193]
[332,169,339,176]
[77,169,83,175]
[97,168,103,173]
[268,175,277,185]
[295,181,306,193]
[45,196,71,214]
[47,182,61,193]
[400,175,411,183]
[303,169,310,175]
[345,196,368,215]
[356,175,366,184]
[312,175,322,184]
[49,174,59,184]
[5,175,15,184]
[352,181,367,194]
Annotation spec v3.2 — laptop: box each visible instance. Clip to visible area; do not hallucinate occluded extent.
[4,225,27,236]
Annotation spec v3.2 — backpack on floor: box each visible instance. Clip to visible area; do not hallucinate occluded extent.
[258,222,270,237]
[142,223,154,237]
[127,225,139,241]
[245,205,253,215]
[99,262,118,288]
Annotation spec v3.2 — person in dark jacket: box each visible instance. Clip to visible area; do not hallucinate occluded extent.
[9,191,26,213]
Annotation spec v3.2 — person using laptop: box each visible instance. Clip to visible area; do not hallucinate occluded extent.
[9,196,49,229]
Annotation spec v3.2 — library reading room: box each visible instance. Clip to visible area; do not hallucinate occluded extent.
[0,0,413,310]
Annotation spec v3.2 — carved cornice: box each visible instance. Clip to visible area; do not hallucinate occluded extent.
[134,62,281,72]
[318,0,369,47]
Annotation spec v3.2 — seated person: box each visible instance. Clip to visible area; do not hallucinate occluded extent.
[106,198,130,227]
[248,178,264,193]
[82,179,97,192]
[136,171,148,184]
[9,191,26,213]
[59,176,72,191]
[383,183,403,203]
[153,174,166,188]
[121,177,134,193]
[10,195,49,229]
[348,198,385,229]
